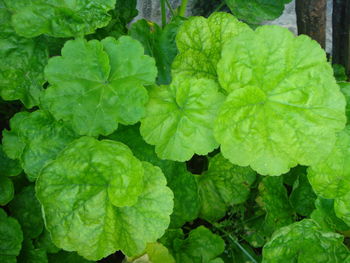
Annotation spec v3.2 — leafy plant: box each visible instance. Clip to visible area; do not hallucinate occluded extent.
[1,1,350,262]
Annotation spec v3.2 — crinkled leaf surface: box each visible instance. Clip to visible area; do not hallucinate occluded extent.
[334,192,350,227]
[173,226,225,263]
[289,173,316,216]
[9,185,43,239]
[262,219,349,263]
[2,110,78,181]
[0,145,21,177]
[308,126,350,199]
[0,208,23,263]
[172,12,251,82]
[225,0,292,24]
[140,78,224,161]
[44,36,156,136]
[198,153,256,222]
[107,125,199,227]
[215,26,346,175]
[36,137,173,260]
[0,4,48,108]
[0,176,14,206]
[4,0,116,38]
[311,198,349,232]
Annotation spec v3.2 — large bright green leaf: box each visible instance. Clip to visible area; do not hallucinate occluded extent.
[173,226,225,263]
[36,137,173,260]
[0,4,48,108]
[0,208,23,263]
[2,110,78,181]
[43,36,156,136]
[225,0,292,25]
[9,185,43,239]
[262,219,349,263]
[172,12,251,82]
[308,126,350,199]
[215,26,346,175]
[140,78,224,161]
[4,0,116,38]
[130,18,183,85]
[198,153,256,222]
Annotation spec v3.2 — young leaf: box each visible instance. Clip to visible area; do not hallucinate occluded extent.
[262,219,349,262]
[0,145,21,177]
[0,176,14,205]
[289,173,316,217]
[36,137,173,260]
[127,243,175,263]
[43,36,156,136]
[2,110,78,181]
[198,153,256,222]
[8,185,44,239]
[0,208,23,263]
[173,226,225,263]
[215,26,346,175]
[4,0,116,38]
[225,0,292,25]
[0,4,48,108]
[172,12,251,82]
[140,78,224,161]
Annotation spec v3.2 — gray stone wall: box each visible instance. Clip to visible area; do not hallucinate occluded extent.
[134,0,333,52]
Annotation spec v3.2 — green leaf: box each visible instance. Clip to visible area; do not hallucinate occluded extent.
[2,110,78,181]
[43,36,156,136]
[127,243,175,263]
[0,5,48,108]
[289,173,316,216]
[36,137,173,260]
[0,208,23,263]
[0,145,21,177]
[0,176,14,205]
[333,64,348,82]
[8,185,43,239]
[173,226,225,263]
[18,239,47,263]
[107,125,199,227]
[311,197,349,232]
[4,0,116,38]
[225,0,292,25]
[166,164,200,228]
[34,229,60,254]
[334,192,350,227]
[172,12,251,82]
[262,219,349,263]
[308,126,350,199]
[257,176,294,235]
[340,82,350,123]
[215,26,346,175]
[140,78,224,161]
[48,251,94,263]
[198,153,256,222]
[129,18,183,85]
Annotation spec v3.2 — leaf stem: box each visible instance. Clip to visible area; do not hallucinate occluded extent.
[160,0,167,27]
[215,227,258,263]
[213,2,226,13]
[165,0,175,17]
[178,0,188,17]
